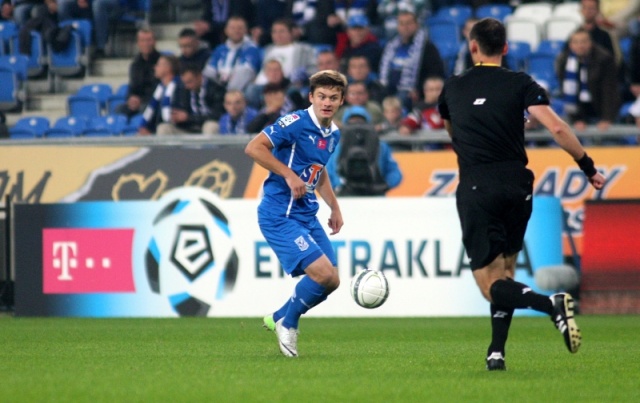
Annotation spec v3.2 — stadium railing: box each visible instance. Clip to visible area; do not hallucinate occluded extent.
[0,125,638,147]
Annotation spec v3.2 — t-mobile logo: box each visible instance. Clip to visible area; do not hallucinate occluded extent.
[52,241,112,281]
[43,228,135,294]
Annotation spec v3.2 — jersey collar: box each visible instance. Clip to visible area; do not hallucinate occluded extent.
[308,106,338,138]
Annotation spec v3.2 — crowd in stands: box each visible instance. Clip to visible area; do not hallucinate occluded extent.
[2,0,640,149]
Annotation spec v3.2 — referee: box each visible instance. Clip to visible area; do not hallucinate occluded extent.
[437,18,606,371]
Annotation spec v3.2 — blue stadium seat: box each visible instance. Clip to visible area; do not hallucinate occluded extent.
[619,36,631,66]
[528,52,558,93]
[49,20,92,80]
[10,116,50,138]
[475,4,513,22]
[433,5,473,31]
[0,66,19,111]
[77,83,113,110]
[427,17,461,47]
[11,31,47,78]
[122,113,143,135]
[433,41,460,77]
[0,21,17,55]
[536,40,566,56]
[8,127,38,139]
[506,41,531,72]
[109,0,151,56]
[68,94,101,119]
[45,116,88,137]
[84,114,127,136]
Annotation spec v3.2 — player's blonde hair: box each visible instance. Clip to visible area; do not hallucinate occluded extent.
[309,70,348,98]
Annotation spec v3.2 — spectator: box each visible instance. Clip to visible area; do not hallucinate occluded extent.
[289,0,338,45]
[316,48,340,72]
[379,10,445,110]
[138,54,187,135]
[18,0,75,56]
[346,55,386,104]
[330,0,378,32]
[377,0,428,40]
[244,58,306,111]
[326,105,403,196]
[376,95,404,134]
[453,17,479,75]
[1,1,13,22]
[254,17,316,86]
[336,15,383,74]
[202,16,262,91]
[177,27,210,71]
[580,0,616,58]
[253,0,289,46]
[117,28,161,118]
[155,65,225,136]
[626,32,640,129]
[194,0,255,50]
[58,0,119,58]
[219,90,259,134]
[399,76,445,134]
[246,83,291,134]
[556,28,620,131]
[13,0,44,26]
[334,80,383,126]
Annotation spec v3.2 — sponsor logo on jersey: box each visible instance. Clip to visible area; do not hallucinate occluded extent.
[278,113,300,127]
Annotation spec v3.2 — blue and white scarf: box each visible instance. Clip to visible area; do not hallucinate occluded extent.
[379,28,427,92]
[142,77,179,130]
[562,53,591,114]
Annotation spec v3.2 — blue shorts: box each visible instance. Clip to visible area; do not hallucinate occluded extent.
[258,214,337,277]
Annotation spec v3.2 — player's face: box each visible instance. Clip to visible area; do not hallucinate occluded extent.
[309,86,343,123]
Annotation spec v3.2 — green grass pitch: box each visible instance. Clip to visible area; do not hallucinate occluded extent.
[1,315,638,402]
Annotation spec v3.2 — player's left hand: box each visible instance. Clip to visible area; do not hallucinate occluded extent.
[328,209,343,235]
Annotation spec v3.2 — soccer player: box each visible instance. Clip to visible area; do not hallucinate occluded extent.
[437,18,607,371]
[244,70,347,357]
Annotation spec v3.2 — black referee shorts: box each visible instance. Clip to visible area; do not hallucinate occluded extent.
[456,162,534,270]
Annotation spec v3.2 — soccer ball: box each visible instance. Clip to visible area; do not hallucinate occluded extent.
[350,269,389,309]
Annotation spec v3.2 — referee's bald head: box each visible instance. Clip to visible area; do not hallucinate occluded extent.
[469,18,506,57]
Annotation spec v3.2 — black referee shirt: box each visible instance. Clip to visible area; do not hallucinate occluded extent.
[438,66,549,172]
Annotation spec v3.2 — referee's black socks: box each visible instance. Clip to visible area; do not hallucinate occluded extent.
[489,278,553,315]
[488,304,514,357]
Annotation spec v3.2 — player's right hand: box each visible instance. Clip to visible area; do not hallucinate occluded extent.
[286,175,307,199]
[589,172,606,190]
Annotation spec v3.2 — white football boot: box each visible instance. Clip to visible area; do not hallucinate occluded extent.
[275,318,298,357]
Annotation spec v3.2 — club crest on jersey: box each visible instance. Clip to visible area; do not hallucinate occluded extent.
[294,235,309,251]
[317,139,327,150]
[278,113,300,127]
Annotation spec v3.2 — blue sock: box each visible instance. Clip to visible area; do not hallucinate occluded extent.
[273,299,291,323]
[282,276,326,330]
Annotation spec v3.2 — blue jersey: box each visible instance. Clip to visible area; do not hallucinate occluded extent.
[258,106,340,222]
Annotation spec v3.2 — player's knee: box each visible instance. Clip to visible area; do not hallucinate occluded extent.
[316,267,340,291]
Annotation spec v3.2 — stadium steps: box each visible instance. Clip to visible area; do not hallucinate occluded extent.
[5,22,190,127]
